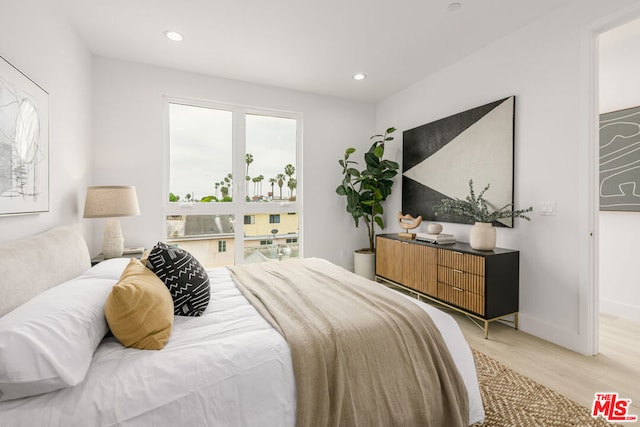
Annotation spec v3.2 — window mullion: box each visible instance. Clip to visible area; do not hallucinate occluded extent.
[233,109,246,264]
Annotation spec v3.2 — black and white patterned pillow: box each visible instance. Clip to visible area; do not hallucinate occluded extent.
[145,242,210,316]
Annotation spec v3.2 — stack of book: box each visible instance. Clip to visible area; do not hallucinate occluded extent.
[415,232,456,244]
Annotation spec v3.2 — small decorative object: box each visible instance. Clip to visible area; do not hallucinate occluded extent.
[427,223,443,235]
[83,186,141,258]
[336,127,400,279]
[397,211,422,239]
[433,179,532,250]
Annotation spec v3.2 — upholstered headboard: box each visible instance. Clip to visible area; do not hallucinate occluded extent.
[0,226,91,317]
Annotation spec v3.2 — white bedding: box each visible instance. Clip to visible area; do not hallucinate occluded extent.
[0,258,483,426]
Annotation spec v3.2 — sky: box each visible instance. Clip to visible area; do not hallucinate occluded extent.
[169,103,297,200]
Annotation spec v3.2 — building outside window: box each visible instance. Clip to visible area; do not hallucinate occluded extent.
[165,98,300,268]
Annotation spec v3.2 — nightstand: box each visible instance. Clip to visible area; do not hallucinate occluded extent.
[91,251,145,266]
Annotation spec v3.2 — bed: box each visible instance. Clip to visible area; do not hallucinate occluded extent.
[0,226,484,426]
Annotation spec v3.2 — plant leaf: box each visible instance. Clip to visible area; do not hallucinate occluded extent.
[374,216,384,229]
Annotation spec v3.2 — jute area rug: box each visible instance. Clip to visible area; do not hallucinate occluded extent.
[472,349,621,427]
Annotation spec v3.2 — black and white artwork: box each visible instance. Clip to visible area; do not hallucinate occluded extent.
[599,105,640,211]
[402,96,515,227]
[0,56,49,215]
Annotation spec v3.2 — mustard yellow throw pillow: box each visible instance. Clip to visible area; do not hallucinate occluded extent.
[105,258,174,350]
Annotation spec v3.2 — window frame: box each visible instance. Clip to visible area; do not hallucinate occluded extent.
[163,96,303,265]
[269,214,281,224]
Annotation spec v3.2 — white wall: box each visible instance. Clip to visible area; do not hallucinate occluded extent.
[376,0,639,354]
[91,57,375,269]
[599,18,640,322]
[0,1,93,245]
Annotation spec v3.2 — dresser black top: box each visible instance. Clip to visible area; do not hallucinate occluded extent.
[377,233,519,256]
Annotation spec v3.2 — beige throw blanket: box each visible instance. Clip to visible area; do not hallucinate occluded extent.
[228,258,469,427]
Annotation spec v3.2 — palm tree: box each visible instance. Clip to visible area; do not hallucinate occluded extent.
[224,174,232,197]
[269,177,276,199]
[276,173,286,200]
[284,164,295,198]
[287,178,297,198]
[252,177,258,197]
[245,153,253,196]
[257,175,264,197]
[284,164,295,182]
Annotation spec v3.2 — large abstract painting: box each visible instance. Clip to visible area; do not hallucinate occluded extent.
[0,56,49,215]
[599,105,640,211]
[402,96,515,227]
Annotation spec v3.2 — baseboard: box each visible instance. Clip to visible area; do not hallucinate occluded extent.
[600,298,640,323]
[517,313,590,355]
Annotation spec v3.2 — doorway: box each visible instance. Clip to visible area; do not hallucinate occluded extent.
[592,14,640,355]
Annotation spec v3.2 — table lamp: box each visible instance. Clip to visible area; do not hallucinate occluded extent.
[83,186,141,258]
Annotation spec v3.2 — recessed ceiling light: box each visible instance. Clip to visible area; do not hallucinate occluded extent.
[353,73,367,81]
[165,31,184,42]
[448,2,462,12]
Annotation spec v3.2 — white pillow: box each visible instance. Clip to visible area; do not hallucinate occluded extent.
[0,265,122,401]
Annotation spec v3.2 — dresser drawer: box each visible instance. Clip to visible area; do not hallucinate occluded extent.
[437,265,485,296]
[438,249,485,276]
[437,282,485,316]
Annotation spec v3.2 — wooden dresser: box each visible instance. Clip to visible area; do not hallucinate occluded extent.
[375,234,519,338]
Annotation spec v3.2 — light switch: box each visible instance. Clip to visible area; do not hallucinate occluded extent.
[540,201,556,216]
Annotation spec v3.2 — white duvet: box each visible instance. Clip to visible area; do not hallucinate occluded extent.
[0,259,483,426]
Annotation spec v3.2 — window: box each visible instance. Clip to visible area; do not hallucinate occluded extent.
[166,98,300,268]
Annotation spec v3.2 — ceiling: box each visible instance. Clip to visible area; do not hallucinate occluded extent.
[57,0,575,102]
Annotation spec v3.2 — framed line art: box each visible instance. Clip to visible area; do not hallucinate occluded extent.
[0,55,49,216]
[599,105,640,211]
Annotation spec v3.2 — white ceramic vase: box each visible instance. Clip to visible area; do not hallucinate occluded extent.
[469,222,496,251]
[353,250,376,280]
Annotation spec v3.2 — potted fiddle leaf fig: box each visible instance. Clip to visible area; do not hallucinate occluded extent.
[433,179,533,250]
[336,127,399,278]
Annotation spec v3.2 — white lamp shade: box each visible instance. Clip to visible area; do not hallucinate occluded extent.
[83,186,140,218]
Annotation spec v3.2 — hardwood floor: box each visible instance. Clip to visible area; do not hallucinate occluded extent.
[446,308,640,417]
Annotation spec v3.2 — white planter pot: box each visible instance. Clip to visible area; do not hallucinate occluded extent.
[353,250,376,280]
[469,222,496,250]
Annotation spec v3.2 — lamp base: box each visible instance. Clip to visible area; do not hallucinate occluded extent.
[103,219,124,258]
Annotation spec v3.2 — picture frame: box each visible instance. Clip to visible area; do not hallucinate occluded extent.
[0,55,49,215]
[599,105,640,211]
[402,96,515,227]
